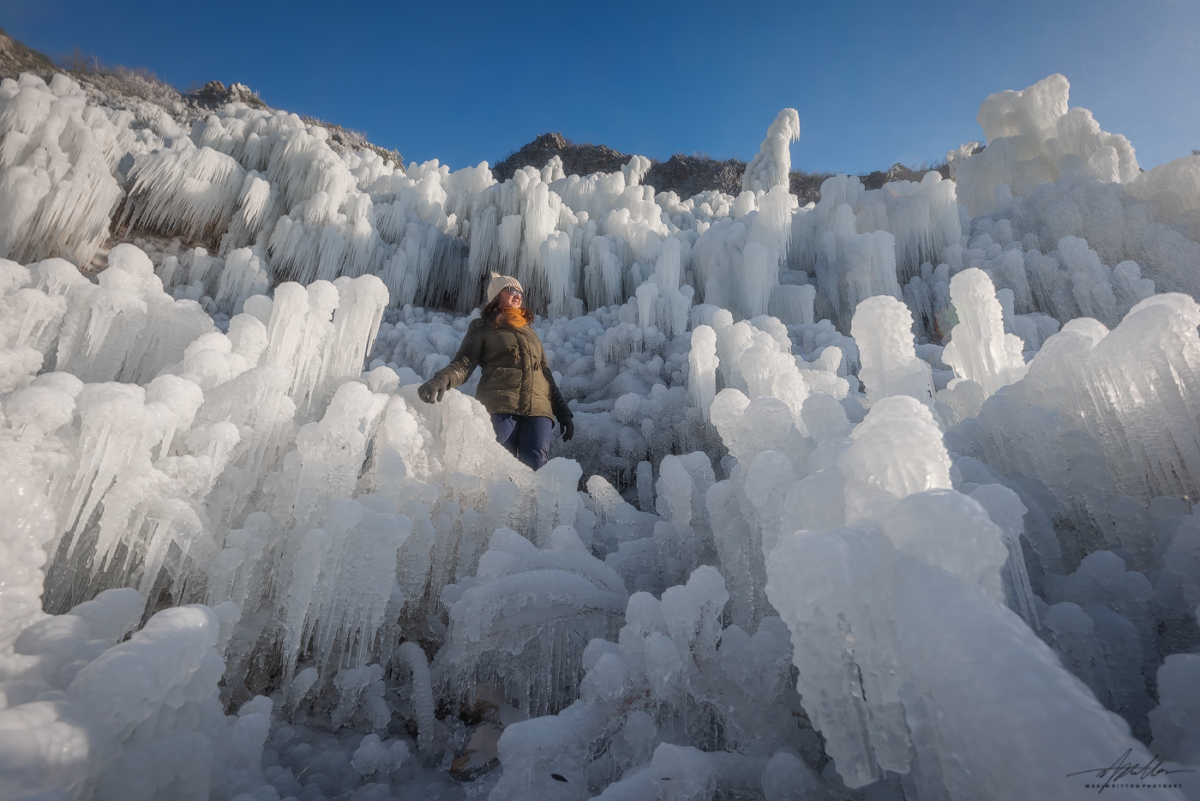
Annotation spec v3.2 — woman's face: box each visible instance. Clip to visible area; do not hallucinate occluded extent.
[499,287,524,309]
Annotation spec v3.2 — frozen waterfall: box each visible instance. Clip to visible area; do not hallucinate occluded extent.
[1,65,1199,801]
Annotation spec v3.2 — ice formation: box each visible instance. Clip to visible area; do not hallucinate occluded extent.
[937,267,1028,418]
[2,65,1200,801]
[956,74,1140,216]
[743,109,800,193]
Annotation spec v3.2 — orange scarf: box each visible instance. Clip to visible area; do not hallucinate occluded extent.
[494,307,534,328]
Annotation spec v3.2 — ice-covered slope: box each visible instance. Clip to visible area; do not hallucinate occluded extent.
[2,65,1200,801]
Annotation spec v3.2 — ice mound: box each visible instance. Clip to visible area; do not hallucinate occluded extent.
[960,292,1200,509]
[0,584,272,801]
[434,525,627,716]
[489,567,802,800]
[1128,154,1200,241]
[955,73,1140,216]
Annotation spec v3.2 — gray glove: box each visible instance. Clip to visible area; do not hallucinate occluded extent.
[418,372,451,403]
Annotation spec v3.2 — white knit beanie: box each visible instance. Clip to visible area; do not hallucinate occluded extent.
[486,272,524,304]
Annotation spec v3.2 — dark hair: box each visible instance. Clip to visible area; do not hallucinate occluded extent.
[482,294,534,329]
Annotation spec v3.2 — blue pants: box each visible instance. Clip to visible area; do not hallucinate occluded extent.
[491,414,553,470]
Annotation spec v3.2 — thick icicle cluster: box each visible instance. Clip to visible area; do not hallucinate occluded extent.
[0,74,125,269]
[0,466,273,801]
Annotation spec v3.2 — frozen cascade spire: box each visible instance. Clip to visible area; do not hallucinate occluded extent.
[743,109,800,193]
[284,381,388,527]
[397,641,437,752]
[263,280,340,415]
[749,184,799,266]
[322,275,389,395]
[261,275,386,420]
[742,243,773,319]
[647,238,691,337]
[838,396,953,524]
[635,280,658,331]
[622,154,652,187]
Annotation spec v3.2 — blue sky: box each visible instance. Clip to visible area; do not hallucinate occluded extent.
[6,0,1199,175]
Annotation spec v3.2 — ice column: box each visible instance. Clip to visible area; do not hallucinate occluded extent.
[851,295,933,404]
[688,325,718,422]
[941,267,1029,396]
[0,456,56,649]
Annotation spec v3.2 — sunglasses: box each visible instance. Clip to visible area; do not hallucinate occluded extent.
[502,288,524,297]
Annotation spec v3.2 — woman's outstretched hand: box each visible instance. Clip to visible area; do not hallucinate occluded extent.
[418,373,450,403]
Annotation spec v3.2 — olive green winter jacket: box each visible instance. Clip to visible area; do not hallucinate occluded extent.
[433,318,571,422]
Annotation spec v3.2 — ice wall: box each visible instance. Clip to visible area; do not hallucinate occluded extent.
[791,171,962,289]
[0,70,978,339]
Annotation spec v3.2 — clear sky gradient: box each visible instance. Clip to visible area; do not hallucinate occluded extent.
[6,0,1199,175]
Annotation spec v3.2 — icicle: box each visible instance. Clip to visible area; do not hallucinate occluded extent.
[127,145,247,241]
[398,642,436,753]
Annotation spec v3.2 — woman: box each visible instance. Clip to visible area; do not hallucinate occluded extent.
[417,273,574,470]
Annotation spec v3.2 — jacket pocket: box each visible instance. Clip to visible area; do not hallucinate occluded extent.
[479,366,523,411]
